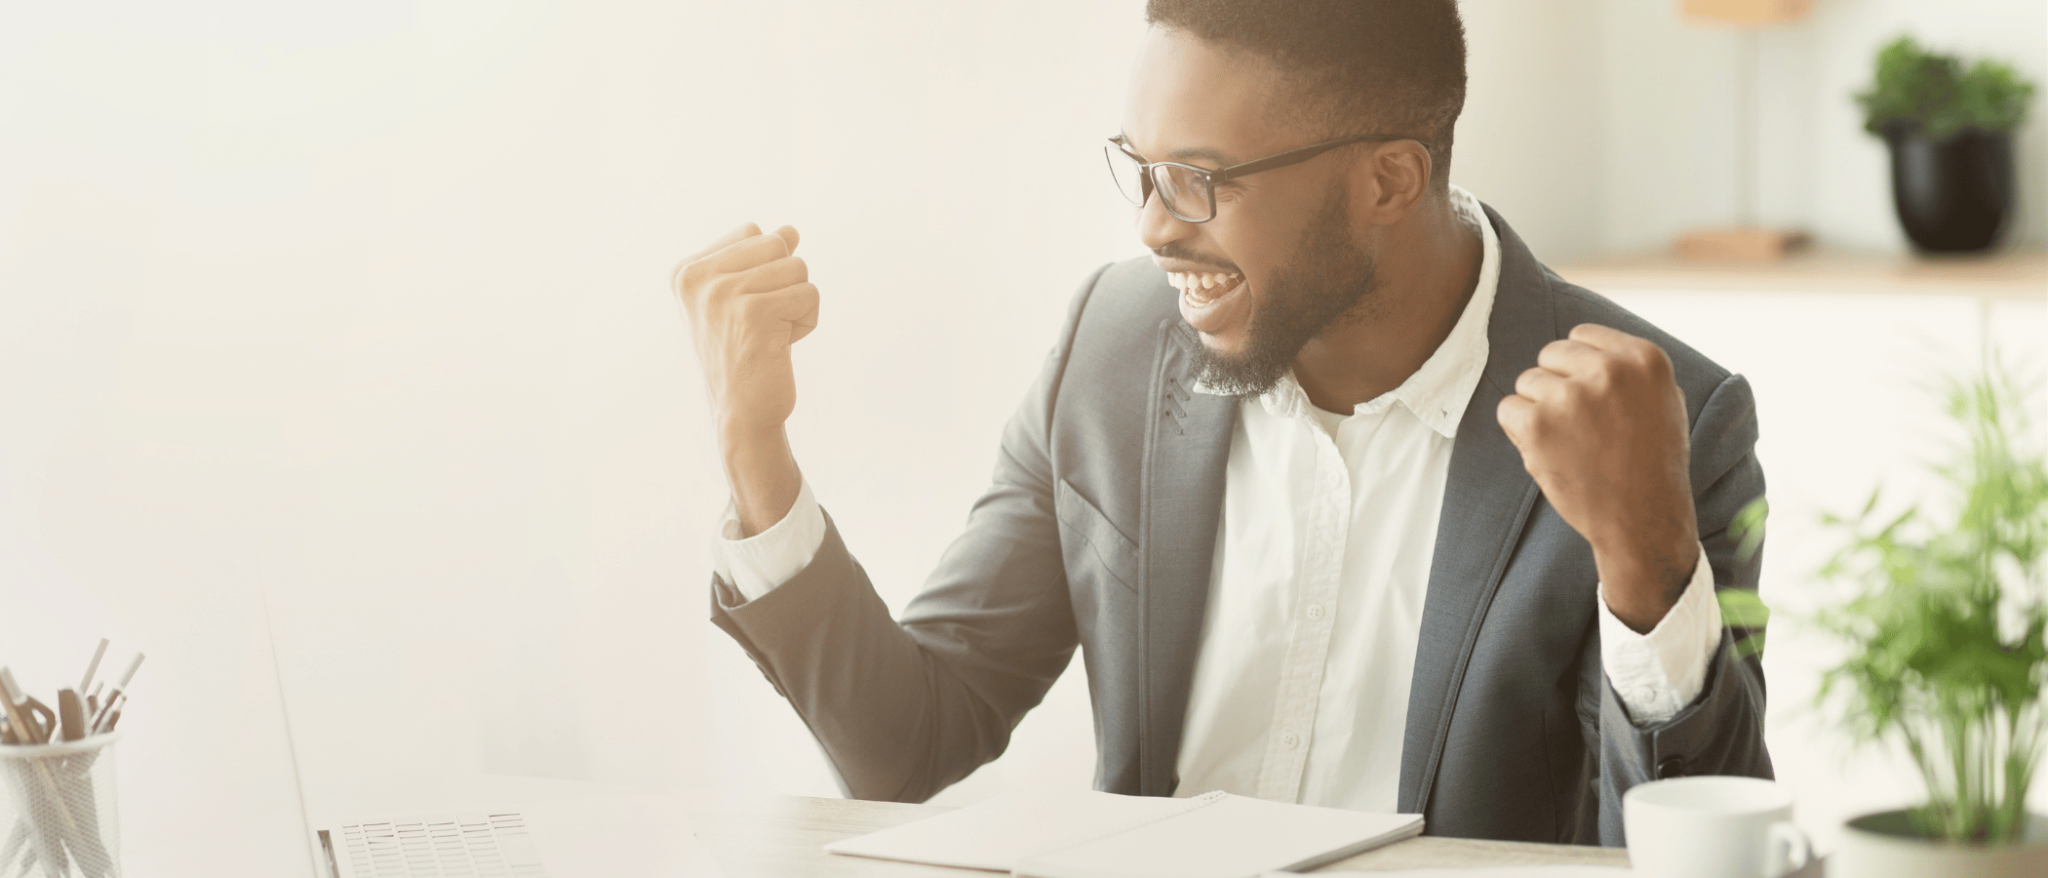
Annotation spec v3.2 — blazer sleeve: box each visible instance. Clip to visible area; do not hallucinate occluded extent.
[706,264,1112,803]
[1584,371,1773,846]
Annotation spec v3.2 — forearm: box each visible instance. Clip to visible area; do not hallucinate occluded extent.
[711,513,1040,803]
[1586,373,1772,845]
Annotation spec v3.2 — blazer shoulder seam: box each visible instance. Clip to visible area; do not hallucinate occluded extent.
[1044,262,1117,423]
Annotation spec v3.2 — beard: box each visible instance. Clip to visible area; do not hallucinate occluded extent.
[1186,184,1383,398]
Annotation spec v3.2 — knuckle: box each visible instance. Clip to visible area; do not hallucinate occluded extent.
[678,258,711,289]
[1554,379,1581,402]
[1643,345,1674,378]
[1586,361,1614,387]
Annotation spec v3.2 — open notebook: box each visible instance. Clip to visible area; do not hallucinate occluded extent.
[825,789,1423,878]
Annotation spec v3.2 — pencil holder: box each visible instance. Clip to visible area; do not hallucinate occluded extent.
[0,733,121,878]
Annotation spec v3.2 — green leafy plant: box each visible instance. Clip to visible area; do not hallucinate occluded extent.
[1814,362,2048,843]
[1720,497,1772,661]
[1858,36,2036,140]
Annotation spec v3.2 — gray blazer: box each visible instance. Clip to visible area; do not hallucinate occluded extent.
[710,205,1772,846]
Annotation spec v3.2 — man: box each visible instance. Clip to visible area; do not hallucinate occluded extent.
[674,0,1770,846]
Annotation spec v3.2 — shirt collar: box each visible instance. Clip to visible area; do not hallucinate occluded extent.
[1193,184,1500,439]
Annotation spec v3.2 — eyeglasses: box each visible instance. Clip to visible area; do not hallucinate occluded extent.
[1104,133,1415,223]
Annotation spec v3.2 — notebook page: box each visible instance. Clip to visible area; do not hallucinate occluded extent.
[823,788,1206,872]
[1272,870,1625,878]
[1017,794,1424,878]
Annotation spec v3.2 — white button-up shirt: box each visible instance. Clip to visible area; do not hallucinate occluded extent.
[711,186,1722,812]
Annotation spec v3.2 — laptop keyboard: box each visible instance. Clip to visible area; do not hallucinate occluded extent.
[335,812,550,877]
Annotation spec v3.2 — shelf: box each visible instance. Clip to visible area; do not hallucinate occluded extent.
[1555,247,2047,300]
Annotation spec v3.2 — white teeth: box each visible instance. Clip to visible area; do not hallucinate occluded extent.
[1169,270,1241,295]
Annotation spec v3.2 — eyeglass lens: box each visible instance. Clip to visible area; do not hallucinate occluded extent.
[1103,146,1215,222]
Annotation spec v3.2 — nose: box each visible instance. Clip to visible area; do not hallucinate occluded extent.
[1136,185,1198,253]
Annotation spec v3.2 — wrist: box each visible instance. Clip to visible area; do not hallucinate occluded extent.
[716,408,786,445]
[1593,530,1698,633]
[717,421,802,538]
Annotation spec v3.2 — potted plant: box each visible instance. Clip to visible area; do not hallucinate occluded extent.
[1808,363,2048,876]
[1856,36,2035,253]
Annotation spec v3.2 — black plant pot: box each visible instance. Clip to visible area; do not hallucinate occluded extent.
[1884,125,2014,253]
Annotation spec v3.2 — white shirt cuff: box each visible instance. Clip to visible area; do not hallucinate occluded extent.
[711,479,827,603]
[1598,543,1722,725]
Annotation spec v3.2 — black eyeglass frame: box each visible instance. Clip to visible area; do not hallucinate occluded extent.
[1106,132,1417,223]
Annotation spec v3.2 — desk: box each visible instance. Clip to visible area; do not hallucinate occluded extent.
[676,791,1632,875]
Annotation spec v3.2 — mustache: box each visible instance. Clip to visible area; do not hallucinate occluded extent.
[1150,245,1240,274]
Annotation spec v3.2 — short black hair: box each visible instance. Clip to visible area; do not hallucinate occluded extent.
[1145,0,1468,192]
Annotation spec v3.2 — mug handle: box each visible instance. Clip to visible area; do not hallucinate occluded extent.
[1767,821,1811,877]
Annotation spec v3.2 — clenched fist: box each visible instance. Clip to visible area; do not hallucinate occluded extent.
[1495,324,1699,633]
[674,223,819,536]
[674,223,820,436]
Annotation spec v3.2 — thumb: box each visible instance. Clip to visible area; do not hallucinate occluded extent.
[773,225,800,255]
[1495,394,1535,451]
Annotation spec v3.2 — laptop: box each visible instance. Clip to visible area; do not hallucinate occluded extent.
[249,579,730,878]
[0,559,727,876]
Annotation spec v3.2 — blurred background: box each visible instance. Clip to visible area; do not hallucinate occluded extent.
[1,0,2042,863]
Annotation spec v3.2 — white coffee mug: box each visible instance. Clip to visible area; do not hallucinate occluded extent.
[1624,776,1811,878]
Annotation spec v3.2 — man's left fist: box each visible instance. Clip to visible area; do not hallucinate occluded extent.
[1496,323,1699,633]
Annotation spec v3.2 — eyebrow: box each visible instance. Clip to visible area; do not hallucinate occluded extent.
[1117,132,1237,167]
[1167,144,1236,166]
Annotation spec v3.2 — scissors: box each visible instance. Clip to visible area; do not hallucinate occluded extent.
[4,696,55,746]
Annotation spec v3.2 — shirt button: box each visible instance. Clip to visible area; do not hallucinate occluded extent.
[1305,603,1325,621]
[1280,732,1301,750]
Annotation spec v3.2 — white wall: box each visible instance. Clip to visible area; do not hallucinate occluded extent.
[0,0,1154,812]
[1455,0,1608,262]
[0,0,2042,858]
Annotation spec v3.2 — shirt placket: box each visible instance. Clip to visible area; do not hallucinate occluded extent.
[1253,421,1349,802]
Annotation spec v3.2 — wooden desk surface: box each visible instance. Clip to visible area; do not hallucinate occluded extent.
[1555,246,2046,299]
[677,791,1631,876]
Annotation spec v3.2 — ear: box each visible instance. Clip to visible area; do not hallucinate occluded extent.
[1348,140,1433,226]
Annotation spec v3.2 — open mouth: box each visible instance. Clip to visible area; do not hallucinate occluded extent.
[1168,271,1245,304]
[1169,270,1251,335]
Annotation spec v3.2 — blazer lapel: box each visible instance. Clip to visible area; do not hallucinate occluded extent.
[1138,319,1237,796]
[1398,206,1555,814]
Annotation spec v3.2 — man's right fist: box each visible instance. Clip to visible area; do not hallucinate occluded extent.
[673,223,819,438]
